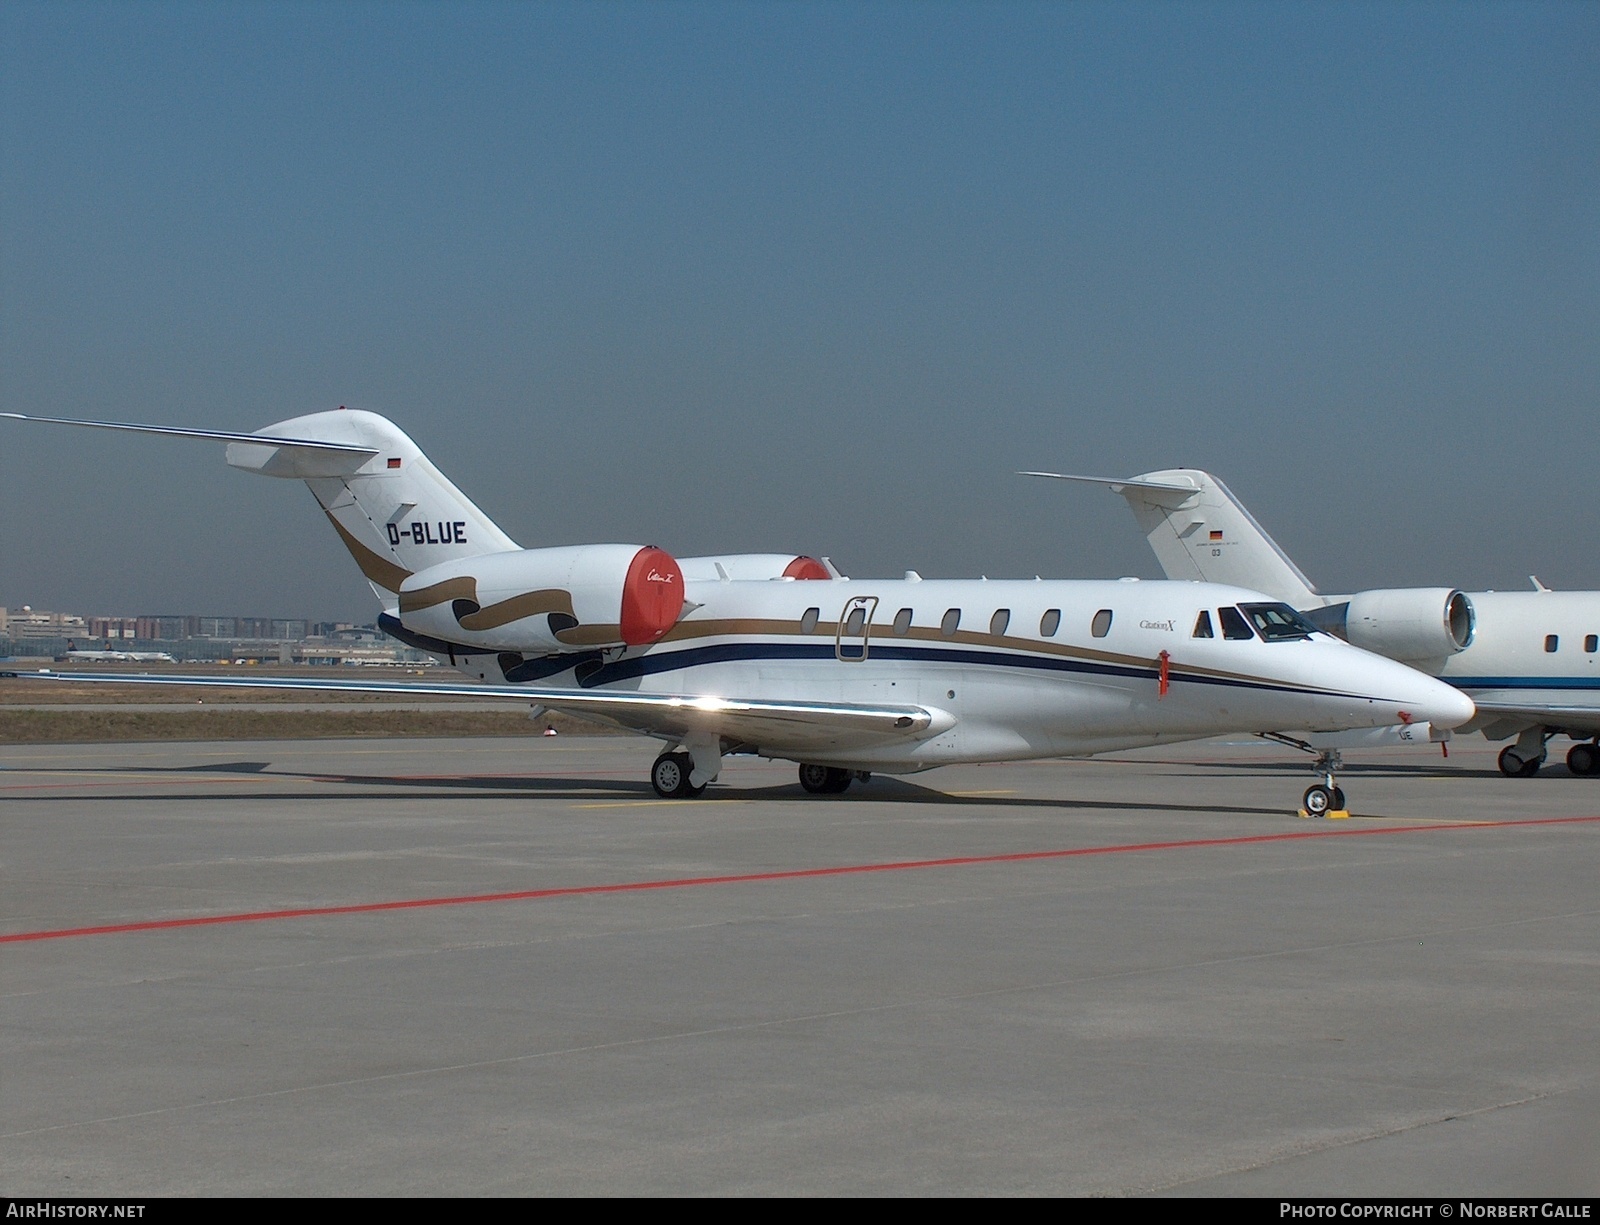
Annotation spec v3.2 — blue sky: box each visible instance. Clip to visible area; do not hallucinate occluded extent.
[3,1,1595,621]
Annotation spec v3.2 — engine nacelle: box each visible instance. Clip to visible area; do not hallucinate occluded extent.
[397,544,685,652]
[1310,588,1475,661]
[676,554,833,582]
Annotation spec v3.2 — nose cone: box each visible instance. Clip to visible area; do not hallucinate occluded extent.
[1370,657,1476,730]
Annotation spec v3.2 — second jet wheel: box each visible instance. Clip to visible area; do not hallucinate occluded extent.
[1567,742,1599,776]
[651,751,706,799]
[1498,746,1542,778]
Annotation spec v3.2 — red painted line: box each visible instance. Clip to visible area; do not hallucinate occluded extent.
[5,814,1598,945]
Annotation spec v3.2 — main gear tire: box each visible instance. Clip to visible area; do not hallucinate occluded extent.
[799,763,853,794]
[1498,746,1541,778]
[651,752,702,798]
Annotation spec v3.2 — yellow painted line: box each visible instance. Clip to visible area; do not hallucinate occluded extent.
[574,799,723,809]
[1353,814,1502,825]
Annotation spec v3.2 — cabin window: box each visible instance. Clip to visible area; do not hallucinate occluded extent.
[1091,609,1113,638]
[1218,607,1256,640]
[1586,635,1598,654]
[941,608,961,637]
[1545,634,1559,654]
[892,607,913,636]
[989,609,1011,636]
[1040,608,1061,637]
[800,607,820,634]
[1192,610,1214,639]
[844,607,868,636]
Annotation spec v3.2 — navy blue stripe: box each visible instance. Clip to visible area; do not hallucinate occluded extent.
[580,639,1354,700]
[1454,677,1600,692]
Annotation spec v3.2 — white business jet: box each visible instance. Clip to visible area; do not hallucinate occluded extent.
[1030,468,1600,778]
[3,409,1473,813]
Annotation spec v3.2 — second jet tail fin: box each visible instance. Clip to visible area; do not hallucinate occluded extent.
[1021,468,1322,608]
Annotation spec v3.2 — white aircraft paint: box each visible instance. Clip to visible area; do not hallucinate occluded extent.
[4,410,1474,808]
[1033,468,1600,777]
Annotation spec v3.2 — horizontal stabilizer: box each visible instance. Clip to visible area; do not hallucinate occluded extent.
[1018,471,1200,507]
[1,412,379,477]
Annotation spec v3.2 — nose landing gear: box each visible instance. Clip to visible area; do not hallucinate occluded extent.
[1258,733,1349,817]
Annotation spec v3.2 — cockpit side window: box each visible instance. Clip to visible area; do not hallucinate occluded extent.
[1238,602,1318,642]
[1192,610,1214,639]
[1217,606,1256,641]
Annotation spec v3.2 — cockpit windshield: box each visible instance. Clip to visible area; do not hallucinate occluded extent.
[1237,602,1320,642]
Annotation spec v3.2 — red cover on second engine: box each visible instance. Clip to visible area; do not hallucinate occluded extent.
[783,556,830,580]
[620,546,685,645]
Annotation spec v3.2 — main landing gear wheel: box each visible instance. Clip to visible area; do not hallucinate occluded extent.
[1566,742,1600,777]
[651,751,705,799]
[1498,746,1542,778]
[798,763,853,794]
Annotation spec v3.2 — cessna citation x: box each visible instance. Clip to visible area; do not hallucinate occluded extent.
[4,409,1474,814]
[1032,468,1600,778]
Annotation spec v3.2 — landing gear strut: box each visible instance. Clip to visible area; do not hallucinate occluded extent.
[1258,733,1347,817]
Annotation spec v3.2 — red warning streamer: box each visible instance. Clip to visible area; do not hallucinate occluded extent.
[1158,650,1170,697]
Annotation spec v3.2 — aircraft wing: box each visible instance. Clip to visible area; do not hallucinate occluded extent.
[1467,698,1600,736]
[2,670,951,754]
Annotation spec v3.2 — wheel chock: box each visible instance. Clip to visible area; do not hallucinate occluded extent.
[1327,809,1351,819]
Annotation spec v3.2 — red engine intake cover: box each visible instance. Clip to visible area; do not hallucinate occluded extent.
[783,556,830,580]
[620,546,685,645]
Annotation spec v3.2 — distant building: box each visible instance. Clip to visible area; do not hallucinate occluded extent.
[3,604,431,664]
[1,605,89,639]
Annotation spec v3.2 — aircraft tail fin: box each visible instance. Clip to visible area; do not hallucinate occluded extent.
[4,408,519,609]
[1022,469,1321,607]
